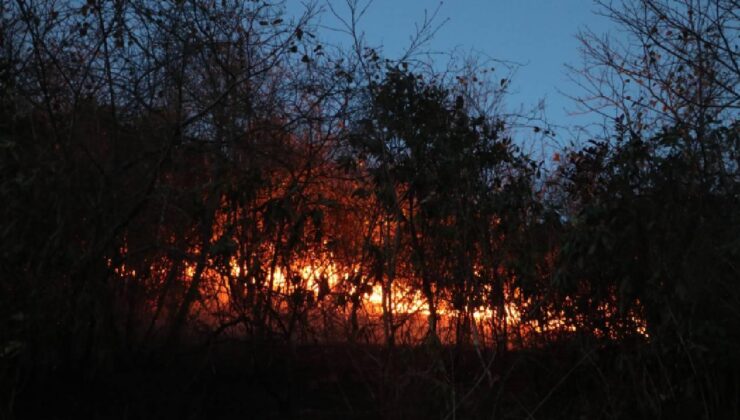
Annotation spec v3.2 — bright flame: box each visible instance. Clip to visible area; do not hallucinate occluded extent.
[114,239,648,345]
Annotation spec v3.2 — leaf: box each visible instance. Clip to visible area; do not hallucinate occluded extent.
[1,341,24,358]
[455,95,464,110]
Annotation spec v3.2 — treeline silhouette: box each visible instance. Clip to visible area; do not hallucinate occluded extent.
[1,0,738,418]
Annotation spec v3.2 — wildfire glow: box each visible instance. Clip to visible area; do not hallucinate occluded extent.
[113,226,648,346]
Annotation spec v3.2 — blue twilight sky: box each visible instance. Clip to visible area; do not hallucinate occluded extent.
[288,0,621,144]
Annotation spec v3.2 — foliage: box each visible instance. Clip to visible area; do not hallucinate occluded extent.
[0,0,738,418]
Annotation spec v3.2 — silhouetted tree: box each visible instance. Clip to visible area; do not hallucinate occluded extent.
[555,0,740,416]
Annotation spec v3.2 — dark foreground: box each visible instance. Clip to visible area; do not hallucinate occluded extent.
[4,337,739,420]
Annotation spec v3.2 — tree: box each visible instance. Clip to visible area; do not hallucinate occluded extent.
[0,0,321,363]
[555,0,740,415]
[572,0,738,135]
[350,67,536,346]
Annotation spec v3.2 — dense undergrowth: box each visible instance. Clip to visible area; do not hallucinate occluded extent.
[1,0,738,418]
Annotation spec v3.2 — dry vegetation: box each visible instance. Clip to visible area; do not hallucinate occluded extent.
[1,0,738,418]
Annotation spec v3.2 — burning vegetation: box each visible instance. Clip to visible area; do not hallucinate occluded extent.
[1,0,738,418]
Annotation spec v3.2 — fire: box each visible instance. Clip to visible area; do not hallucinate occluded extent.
[213,255,644,342]
[109,184,648,346]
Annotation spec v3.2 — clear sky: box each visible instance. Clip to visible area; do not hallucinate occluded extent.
[288,0,619,142]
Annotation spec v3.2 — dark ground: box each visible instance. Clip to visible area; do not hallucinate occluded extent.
[5,338,737,419]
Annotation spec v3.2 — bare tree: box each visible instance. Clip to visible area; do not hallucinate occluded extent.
[570,0,739,137]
